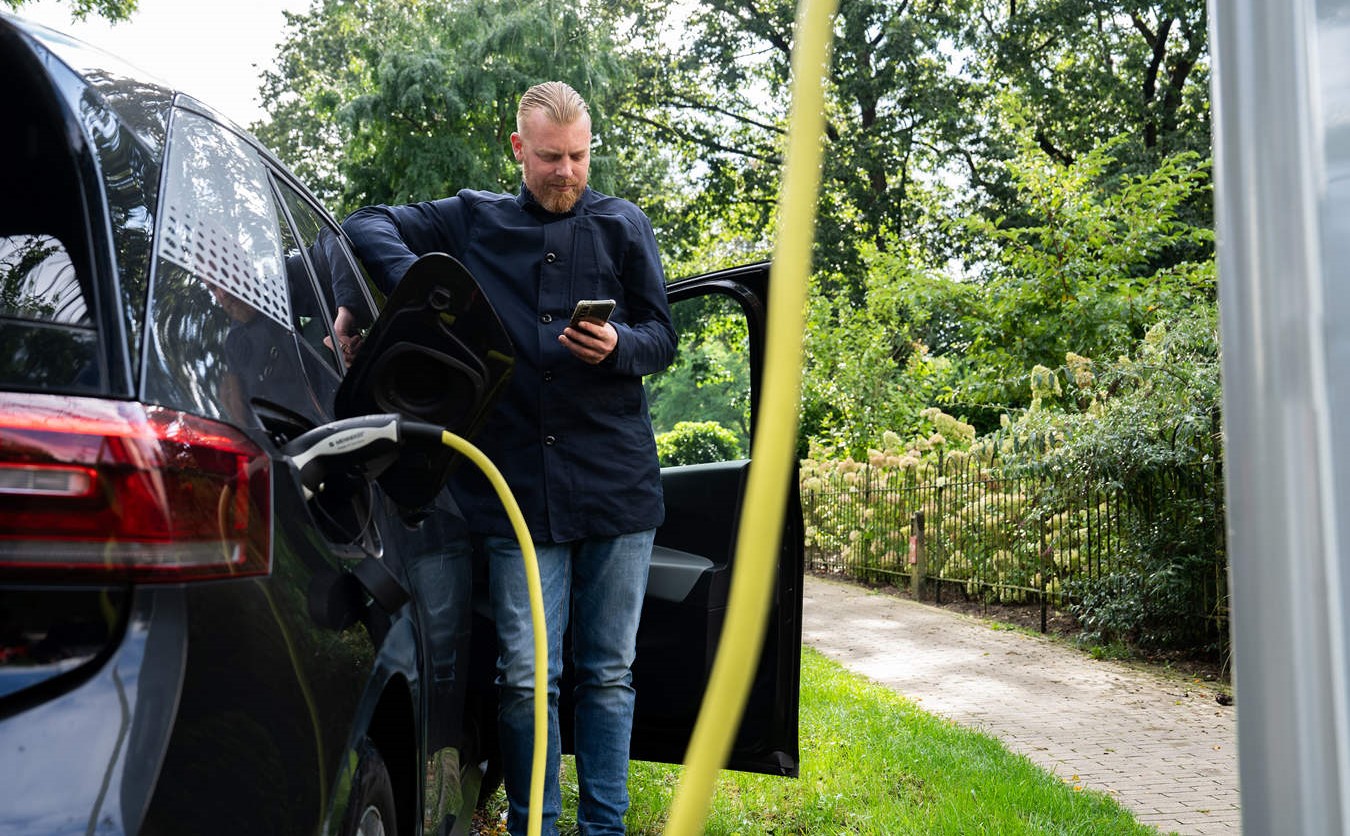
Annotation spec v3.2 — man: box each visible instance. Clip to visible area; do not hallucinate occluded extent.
[339,81,677,835]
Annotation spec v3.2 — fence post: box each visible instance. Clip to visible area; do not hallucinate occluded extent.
[1039,512,1048,634]
[910,510,927,601]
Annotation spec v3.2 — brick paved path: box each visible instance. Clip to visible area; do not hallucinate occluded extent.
[801,574,1241,835]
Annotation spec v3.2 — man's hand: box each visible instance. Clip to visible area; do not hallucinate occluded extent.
[327,305,365,367]
[559,320,617,364]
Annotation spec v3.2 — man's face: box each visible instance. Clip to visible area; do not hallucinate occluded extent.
[511,110,591,214]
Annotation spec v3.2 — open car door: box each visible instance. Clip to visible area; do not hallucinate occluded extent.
[628,261,805,776]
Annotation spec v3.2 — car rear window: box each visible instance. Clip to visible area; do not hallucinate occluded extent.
[0,233,99,391]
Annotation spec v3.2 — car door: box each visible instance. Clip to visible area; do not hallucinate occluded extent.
[630,262,805,777]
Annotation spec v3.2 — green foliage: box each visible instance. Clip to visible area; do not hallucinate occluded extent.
[951,139,1214,415]
[944,2,1213,273]
[252,0,1214,302]
[627,0,985,290]
[801,245,974,457]
[646,292,751,451]
[255,0,656,217]
[613,0,1213,296]
[962,1,1210,164]
[253,0,416,206]
[803,305,1225,655]
[4,0,135,21]
[655,421,742,467]
[799,136,1213,450]
[1009,306,1226,651]
[1001,307,1222,479]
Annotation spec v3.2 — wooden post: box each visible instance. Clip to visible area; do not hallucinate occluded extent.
[910,510,927,601]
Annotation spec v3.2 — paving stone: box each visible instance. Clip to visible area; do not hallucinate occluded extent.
[801,574,1241,835]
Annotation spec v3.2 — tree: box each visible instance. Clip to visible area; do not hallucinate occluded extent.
[619,0,1210,296]
[3,0,135,21]
[800,244,972,457]
[951,1,1213,266]
[255,0,662,218]
[623,0,982,293]
[800,133,1213,449]
[952,139,1213,415]
[963,0,1210,166]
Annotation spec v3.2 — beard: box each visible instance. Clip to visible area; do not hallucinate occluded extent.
[527,173,585,214]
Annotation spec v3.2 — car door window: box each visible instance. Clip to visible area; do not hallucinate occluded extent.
[275,197,340,372]
[274,179,367,368]
[269,203,346,421]
[645,291,752,465]
[276,177,383,359]
[143,109,326,426]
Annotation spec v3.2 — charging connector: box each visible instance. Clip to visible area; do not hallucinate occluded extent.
[282,414,403,500]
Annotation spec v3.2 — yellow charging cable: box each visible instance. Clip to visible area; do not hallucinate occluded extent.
[663,0,837,830]
[438,429,548,836]
[428,2,834,830]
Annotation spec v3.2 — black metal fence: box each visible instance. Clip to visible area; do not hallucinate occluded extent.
[801,455,1228,645]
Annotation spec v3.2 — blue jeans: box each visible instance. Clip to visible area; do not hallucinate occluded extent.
[485,530,655,836]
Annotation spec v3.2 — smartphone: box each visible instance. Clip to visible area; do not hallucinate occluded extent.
[569,298,616,328]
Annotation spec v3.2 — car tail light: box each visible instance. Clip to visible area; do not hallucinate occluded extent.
[0,393,271,581]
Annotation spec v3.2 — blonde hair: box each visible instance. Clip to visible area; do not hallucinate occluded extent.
[517,81,590,131]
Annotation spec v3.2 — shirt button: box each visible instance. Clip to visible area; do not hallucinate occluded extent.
[544,435,556,446]
[545,252,557,263]
[543,371,554,382]
[540,314,552,324]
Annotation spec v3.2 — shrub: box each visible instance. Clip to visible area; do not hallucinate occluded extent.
[1001,306,1225,652]
[802,307,1227,656]
[655,420,742,466]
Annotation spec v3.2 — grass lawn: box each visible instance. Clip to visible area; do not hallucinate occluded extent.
[476,646,1165,835]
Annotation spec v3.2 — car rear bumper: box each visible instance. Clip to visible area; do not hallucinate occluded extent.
[0,588,185,835]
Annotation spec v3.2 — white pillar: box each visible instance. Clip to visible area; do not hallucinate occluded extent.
[1212,0,1350,831]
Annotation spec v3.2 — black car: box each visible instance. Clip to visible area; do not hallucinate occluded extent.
[0,13,803,835]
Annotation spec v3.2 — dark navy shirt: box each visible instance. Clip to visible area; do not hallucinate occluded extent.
[342,186,677,543]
